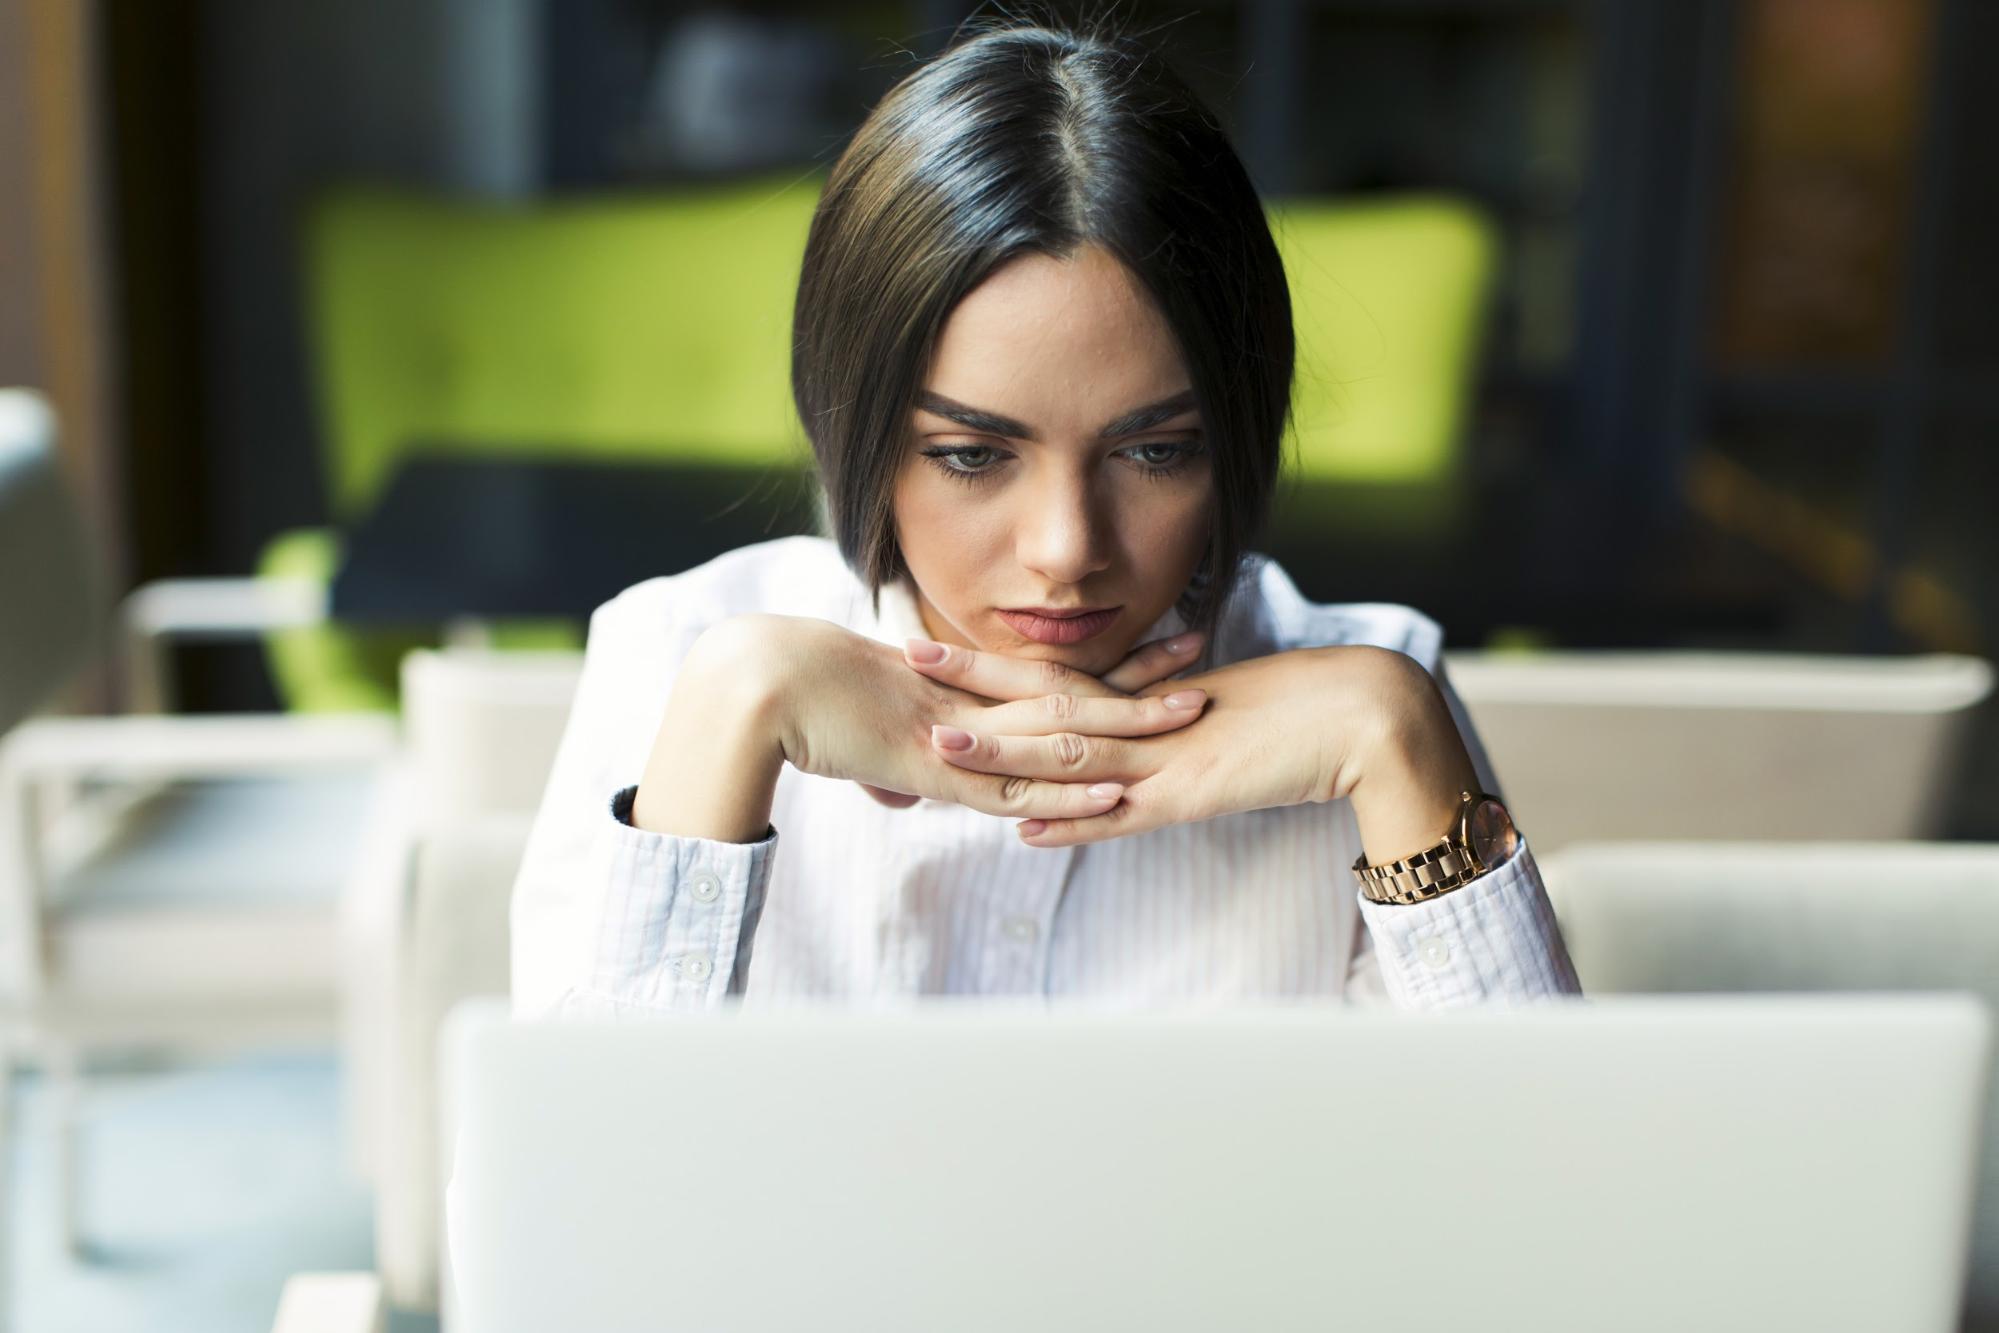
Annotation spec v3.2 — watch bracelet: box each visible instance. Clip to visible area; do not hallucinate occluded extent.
[1352,840,1483,905]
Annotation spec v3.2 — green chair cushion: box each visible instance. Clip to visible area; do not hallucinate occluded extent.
[1271,195,1496,483]
[306,174,825,519]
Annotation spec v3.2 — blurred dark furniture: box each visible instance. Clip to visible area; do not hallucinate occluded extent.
[330,454,821,624]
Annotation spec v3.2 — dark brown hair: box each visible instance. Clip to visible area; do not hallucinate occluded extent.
[790,15,1293,636]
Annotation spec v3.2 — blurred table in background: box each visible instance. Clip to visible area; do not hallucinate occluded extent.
[330,454,821,624]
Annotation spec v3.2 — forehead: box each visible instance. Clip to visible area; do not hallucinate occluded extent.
[922,245,1192,428]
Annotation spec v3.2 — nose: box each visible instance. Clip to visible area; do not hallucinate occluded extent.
[1015,466,1113,588]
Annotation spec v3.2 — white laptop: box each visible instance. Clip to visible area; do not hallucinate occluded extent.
[440,994,1990,1333]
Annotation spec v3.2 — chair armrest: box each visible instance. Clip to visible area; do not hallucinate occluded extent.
[121,576,327,640]
[373,818,529,1307]
[118,576,328,712]
[341,761,417,1185]
[270,1272,385,1333]
[0,712,397,783]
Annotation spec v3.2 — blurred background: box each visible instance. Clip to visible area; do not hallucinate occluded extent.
[4,1,1998,1330]
[10,0,1997,826]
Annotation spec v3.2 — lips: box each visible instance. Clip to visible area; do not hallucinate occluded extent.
[995,606,1123,645]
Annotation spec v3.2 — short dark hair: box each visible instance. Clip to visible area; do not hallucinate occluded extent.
[790,16,1293,636]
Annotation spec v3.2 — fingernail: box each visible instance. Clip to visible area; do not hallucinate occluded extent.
[1018,820,1048,837]
[905,638,947,665]
[1164,633,1200,655]
[1086,782,1123,800]
[1163,689,1206,710]
[931,724,975,751]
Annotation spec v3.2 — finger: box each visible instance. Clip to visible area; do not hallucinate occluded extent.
[854,781,921,809]
[974,688,1207,739]
[1098,630,1205,695]
[904,637,1120,702]
[939,768,1130,821]
[931,725,1138,781]
[1014,781,1170,847]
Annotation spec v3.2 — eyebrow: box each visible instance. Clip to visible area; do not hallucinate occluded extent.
[914,389,1200,442]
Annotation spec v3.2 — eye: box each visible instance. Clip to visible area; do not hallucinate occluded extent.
[919,444,1011,484]
[1117,439,1207,476]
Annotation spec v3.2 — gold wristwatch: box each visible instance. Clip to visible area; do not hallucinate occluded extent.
[1353,789,1520,905]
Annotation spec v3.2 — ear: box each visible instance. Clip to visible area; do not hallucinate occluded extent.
[855,781,922,809]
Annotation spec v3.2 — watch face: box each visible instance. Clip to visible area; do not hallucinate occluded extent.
[1468,798,1519,866]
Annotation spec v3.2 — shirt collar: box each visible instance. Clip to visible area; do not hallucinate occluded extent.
[866,574,930,645]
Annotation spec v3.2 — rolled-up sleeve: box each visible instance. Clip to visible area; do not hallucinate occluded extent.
[1349,838,1580,1009]
[554,785,777,1017]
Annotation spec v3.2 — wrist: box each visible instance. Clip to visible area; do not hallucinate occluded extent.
[1347,665,1478,867]
[632,621,788,841]
[1349,758,1475,868]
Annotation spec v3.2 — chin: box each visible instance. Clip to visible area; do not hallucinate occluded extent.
[1019,637,1130,676]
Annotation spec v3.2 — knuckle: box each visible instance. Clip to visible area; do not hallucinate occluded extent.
[998,775,1036,811]
[1037,658,1075,692]
[1052,731,1089,768]
[1040,690,1078,721]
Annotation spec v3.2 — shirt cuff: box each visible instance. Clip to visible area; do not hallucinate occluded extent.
[1353,837,1582,1010]
[580,784,777,1013]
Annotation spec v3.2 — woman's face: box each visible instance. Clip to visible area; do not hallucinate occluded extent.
[891,244,1213,677]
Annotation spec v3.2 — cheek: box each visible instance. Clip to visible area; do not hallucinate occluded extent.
[891,469,1006,584]
[1121,479,1213,567]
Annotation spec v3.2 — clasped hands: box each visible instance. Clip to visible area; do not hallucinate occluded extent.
[736,611,1464,850]
[893,628,1445,847]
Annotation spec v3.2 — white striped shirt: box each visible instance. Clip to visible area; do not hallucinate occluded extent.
[509,535,1580,1017]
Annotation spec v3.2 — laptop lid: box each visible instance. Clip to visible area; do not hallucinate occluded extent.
[442,994,1989,1333]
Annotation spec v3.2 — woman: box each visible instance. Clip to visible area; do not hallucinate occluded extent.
[510,19,1580,1017]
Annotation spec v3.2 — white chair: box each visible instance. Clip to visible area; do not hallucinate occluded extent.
[1543,840,1999,1330]
[0,388,398,1263]
[270,1272,385,1333]
[341,647,581,1313]
[1445,649,1994,853]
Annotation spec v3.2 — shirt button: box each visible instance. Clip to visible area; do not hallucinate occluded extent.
[1417,937,1452,970]
[688,871,722,904]
[1002,916,1038,943]
[681,956,713,982]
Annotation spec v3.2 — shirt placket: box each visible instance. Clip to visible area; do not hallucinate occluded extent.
[978,842,1077,994]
